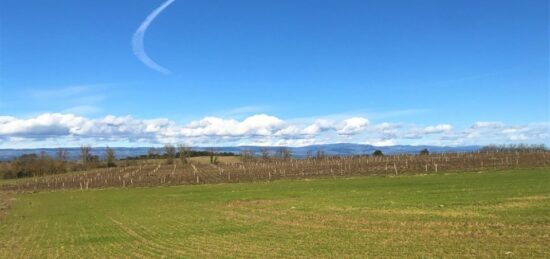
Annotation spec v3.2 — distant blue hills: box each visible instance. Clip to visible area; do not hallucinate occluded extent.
[0,143,480,161]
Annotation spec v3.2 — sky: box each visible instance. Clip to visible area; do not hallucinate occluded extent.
[0,0,548,148]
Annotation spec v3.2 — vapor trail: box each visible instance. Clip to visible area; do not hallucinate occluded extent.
[132,0,175,74]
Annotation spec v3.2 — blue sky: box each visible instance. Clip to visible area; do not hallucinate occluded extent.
[0,0,548,148]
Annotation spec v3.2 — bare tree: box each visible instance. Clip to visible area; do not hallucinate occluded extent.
[37,151,52,176]
[56,148,67,162]
[147,147,158,159]
[240,149,254,162]
[80,145,92,167]
[105,146,116,167]
[164,144,176,164]
[283,148,292,160]
[207,147,218,164]
[276,147,292,160]
[55,148,68,173]
[178,144,191,164]
[315,150,326,159]
[260,148,270,160]
[481,144,547,153]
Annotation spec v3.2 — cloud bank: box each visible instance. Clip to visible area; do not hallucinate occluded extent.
[132,0,175,74]
[0,113,548,148]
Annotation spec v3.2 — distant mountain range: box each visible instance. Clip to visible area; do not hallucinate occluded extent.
[0,143,481,161]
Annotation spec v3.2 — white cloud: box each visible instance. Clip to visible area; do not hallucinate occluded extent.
[302,119,335,135]
[176,114,285,137]
[423,124,453,134]
[472,121,505,129]
[400,123,453,139]
[372,122,401,138]
[374,122,401,131]
[0,113,83,136]
[217,105,271,118]
[0,113,368,146]
[0,113,548,148]
[363,138,396,146]
[337,117,369,135]
[0,116,16,124]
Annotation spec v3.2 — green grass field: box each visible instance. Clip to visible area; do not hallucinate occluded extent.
[1,168,549,258]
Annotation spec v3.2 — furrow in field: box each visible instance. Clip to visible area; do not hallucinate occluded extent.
[106,218,191,257]
[107,216,188,257]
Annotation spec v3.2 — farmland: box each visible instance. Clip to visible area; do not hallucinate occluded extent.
[1,150,548,192]
[0,168,549,258]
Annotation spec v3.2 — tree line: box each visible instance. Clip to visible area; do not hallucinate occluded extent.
[1,143,546,180]
[480,144,546,153]
[0,146,118,179]
[122,145,235,164]
[0,144,234,179]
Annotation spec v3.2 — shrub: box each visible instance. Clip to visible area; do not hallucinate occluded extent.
[372,150,384,156]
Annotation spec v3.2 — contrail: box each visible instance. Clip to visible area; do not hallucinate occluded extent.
[132,0,175,74]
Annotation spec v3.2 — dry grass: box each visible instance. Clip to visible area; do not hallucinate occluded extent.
[189,156,243,164]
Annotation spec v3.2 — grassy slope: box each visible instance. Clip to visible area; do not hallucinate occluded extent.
[0,168,549,258]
